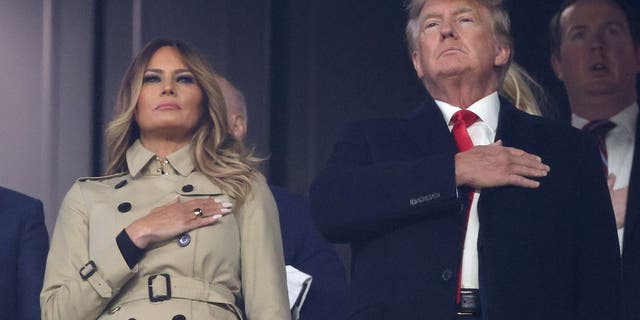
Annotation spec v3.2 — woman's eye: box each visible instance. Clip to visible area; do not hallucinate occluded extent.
[176,75,195,84]
[143,74,161,83]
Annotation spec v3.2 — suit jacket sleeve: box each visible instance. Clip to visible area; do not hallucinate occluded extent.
[295,226,348,320]
[273,187,348,320]
[575,132,623,319]
[236,175,291,320]
[310,121,460,243]
[18,197,49,320]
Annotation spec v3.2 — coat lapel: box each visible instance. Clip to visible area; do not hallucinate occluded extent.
[477,98,544,225]
[494,97,537,146]
[405,99,458,157]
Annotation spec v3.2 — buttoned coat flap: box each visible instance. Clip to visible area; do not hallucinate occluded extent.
[175,174,227,198]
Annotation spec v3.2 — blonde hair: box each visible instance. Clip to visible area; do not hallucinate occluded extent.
[105,39,259,199]
[500,63,543,116]
[404,0,543,116]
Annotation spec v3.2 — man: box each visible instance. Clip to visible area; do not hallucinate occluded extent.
[550,0,640,318]
[0,186,49,320]
[217,76,348,320]
[310,0,621,319]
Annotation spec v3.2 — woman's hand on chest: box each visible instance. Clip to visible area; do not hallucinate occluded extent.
[124,197,233,249]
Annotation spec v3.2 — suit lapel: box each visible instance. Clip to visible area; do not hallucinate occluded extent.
[623,109,640,253]
[405,99,458,156]
[494,97,536,145]
[478,98,541,219]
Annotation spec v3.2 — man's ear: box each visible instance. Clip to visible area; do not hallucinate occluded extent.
[494,44,511,68]
[230,114,247,141]
[551,53,564,80]
[411,50,425,79]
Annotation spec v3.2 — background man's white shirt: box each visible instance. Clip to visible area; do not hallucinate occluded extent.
[572,102,638,251]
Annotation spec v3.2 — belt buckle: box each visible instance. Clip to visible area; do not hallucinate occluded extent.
[148,273,171,302]
[457,289,480,316]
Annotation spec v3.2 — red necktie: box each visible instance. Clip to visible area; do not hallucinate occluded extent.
[452,110,479,152]
[582,120,616,176]
[450,109,479,304]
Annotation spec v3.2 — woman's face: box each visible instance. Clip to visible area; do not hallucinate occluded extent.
[135,46,204,140]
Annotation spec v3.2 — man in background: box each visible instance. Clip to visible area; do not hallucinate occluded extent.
[0,186,49,320]
[550,0,640,318]
[217,76,348,320]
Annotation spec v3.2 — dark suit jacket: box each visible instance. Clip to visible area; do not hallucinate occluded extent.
[310,98,621,320]
[0,186,49,320]
[622,110,640,320]
[270,185,348,320]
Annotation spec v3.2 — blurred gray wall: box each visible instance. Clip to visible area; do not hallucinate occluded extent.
[0,0,94,233]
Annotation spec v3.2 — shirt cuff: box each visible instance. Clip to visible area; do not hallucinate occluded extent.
[116,229,144,269]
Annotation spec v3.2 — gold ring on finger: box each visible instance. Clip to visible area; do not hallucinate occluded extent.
[193,207,203,217]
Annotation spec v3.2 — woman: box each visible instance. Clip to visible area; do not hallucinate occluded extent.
[41,39,290,320]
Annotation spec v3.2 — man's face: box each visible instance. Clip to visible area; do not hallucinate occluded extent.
[411,0,510,85]
[552,0,640,101]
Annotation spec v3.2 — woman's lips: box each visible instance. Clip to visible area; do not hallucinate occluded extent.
[155,103,181,110]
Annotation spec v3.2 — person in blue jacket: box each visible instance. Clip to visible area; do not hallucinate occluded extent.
[0,186,49,320]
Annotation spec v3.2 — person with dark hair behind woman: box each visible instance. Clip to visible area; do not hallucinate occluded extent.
[0,186,49,320]
[40,39,290,320]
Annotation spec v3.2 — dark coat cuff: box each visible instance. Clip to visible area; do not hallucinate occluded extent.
[116,229,144,269]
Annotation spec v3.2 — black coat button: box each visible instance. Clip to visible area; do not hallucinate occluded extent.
[441,268,453,281]
[181,184,194,192]
[114,180,128,189]
[172,315,186,320]
[117,202,132,213]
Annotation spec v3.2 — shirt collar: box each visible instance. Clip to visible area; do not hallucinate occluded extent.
[126,140,195,177]
[435,92,500,132]
[571,102,638,137]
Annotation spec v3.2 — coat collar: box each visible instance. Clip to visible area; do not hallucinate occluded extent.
[126,140,195,177]
[494,96,541,147]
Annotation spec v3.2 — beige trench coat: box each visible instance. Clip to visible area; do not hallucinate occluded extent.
[41,141,290,320]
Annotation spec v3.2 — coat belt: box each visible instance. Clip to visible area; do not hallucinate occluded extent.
[110,274,243,319]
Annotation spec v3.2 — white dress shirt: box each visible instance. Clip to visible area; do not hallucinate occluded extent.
[572,102,638,252]
[436,92,500,290]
